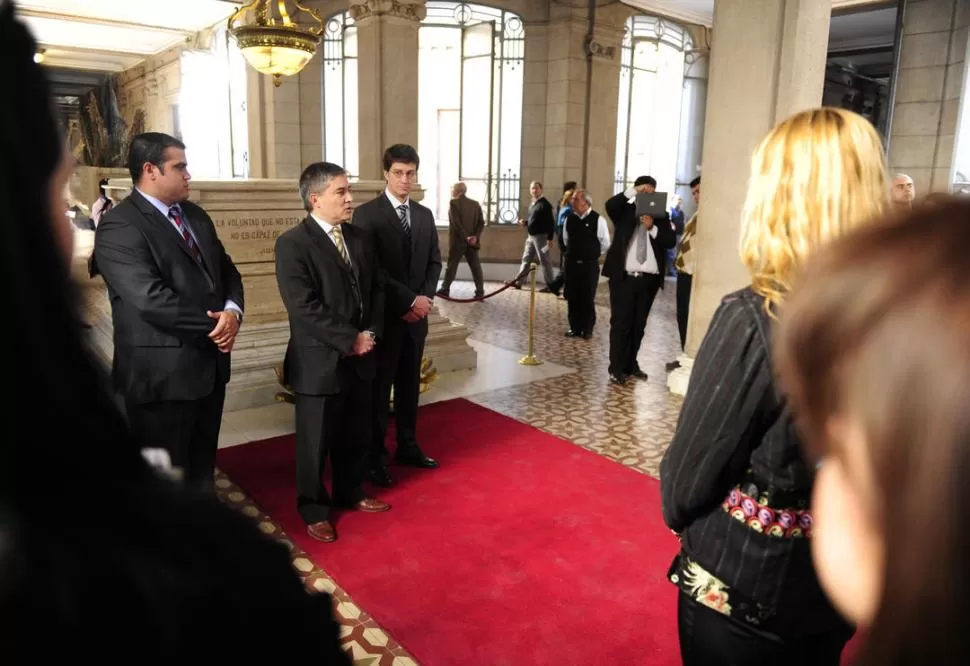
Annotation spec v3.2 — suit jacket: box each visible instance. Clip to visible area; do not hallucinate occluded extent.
[352,194,442,341]
[448,195,485,249]
[275,218,385,396]
[602,191,676,283]
[92,190,244,404]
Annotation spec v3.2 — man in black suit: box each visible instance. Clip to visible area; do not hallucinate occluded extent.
[93,132,244,489]
[275,162,389,543]
[352,144,442,488]
[602,175,676,385]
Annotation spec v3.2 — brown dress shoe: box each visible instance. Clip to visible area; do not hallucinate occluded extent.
[306,520,336,543]
[353,498,390,513]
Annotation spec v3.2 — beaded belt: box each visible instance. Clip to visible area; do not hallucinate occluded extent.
[721,486,813,538]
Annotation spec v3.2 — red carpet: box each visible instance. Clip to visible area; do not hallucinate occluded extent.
[218,398,681,664]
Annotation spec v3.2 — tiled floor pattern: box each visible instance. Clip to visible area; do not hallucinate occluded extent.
[214,277,685,664]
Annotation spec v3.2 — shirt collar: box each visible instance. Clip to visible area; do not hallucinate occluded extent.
[310,213,338,235]
[385,189,409,209]
[137,188,178,218]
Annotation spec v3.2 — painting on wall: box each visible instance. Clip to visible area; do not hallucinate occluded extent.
[77,78,145,168]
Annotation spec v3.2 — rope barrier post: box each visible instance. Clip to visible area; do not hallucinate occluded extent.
[518,262,543,366]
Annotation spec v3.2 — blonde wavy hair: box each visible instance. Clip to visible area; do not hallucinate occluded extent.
[560,189,575,208]
[739,107,889,314]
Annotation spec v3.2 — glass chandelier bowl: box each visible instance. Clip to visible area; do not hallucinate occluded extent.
[228,0,324,86]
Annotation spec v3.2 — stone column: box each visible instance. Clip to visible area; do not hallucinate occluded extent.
[351,0,425,180]
[674,41,709,219]
[539,5,626,209]
[668,0,830,395]
[888,0,970,194]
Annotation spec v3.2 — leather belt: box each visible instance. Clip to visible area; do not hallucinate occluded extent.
[626,271,658,278]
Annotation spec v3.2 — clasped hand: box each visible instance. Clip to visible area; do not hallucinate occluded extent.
[639,215,655,230]
[207,310,240,353]
[403,295,433,322]
[353,331,375,356]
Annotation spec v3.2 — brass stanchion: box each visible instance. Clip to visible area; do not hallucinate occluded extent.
[518,262,543,366]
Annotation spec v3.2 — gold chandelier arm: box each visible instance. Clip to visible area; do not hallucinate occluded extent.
[293,0,326,36]
[227,0,260,29]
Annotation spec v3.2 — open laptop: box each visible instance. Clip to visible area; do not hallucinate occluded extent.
[635,191,669,218]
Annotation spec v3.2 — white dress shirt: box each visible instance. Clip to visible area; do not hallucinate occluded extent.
[561,208,612,254]
[624,223,659,274]
[310,214,353,269]
[136,188,243,317]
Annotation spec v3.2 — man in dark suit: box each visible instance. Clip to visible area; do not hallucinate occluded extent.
[93,132,244,489]
[275,162,389,543]
[437,181,485,299]
[602,175,676,385]
[352,144,442,488]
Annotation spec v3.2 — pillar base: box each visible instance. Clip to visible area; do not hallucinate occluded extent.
[79,284,478,412]
[666,353,694,396]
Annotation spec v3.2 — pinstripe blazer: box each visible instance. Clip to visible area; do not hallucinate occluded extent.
[659,287,845,634]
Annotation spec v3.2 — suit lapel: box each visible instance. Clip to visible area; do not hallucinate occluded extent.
[304,217,353,274]
[130,191,213,281]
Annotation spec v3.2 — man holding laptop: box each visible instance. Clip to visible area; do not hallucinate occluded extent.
[602,176,676,385]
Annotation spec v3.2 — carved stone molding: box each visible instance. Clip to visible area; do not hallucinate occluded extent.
[584,36,616,61]
[349,0,427,23]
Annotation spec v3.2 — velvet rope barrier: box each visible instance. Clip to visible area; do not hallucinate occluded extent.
[434,264,535,303]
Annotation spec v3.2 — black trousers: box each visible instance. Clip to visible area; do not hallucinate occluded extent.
[565,259,599,333]
[294,370,370,524]
[676,271,693,351]
[607,273,663,375]
[678,593,852,666]
[441,242,484,295]
[125,382,226,490]
[547,232,567,294]
[371,323,424,465]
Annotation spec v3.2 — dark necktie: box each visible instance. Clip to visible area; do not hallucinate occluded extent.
[397,204,412,243]
[169,205,204,267]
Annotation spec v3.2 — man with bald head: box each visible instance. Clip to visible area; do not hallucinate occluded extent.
[438,181,485,298]
[892,173,915,210]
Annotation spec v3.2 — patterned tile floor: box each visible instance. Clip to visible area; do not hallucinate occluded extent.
[215,276,685,664]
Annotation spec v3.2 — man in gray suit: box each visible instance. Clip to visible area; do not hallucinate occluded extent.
[437,181,485,299]
[352,144,442,488]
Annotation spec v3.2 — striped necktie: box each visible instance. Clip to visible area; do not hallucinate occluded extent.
[169,205,204,266]
[397,204,412,243]
[331,224,350,264]
[675,213,697,273]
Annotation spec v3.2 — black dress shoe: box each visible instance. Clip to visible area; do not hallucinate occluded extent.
[609,373,628,385]
[628,368,648,380]
[368,465,394,488]
[396,450,439,469]
[565,329,579,337]
[581,331,592,340]
[665,360,681,372]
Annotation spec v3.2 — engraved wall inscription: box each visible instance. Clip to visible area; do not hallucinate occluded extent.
[209,211,303,262]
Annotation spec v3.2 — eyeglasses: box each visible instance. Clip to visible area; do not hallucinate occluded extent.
[388,169,417,182]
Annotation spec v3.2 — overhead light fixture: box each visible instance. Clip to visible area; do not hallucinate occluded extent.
[227,0,324,87]
[34,48,46,64]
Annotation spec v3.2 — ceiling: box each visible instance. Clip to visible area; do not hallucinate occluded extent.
[625,0,896,31]
[16,0,242,72]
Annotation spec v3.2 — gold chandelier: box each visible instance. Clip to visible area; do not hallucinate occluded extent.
[228,0,324,87]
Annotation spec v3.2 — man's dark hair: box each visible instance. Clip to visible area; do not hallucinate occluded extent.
[299,162,347,212]
[634,175,657,188]
[382,144,420,171]
[563,181,577,192]
[127,132,185,184]
[689,176,701,188]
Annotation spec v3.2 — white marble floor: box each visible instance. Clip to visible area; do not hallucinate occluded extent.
[217,338,576,449]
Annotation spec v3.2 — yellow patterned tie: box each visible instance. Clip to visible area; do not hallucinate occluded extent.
[675,214,696,272]
[331,225,350,264]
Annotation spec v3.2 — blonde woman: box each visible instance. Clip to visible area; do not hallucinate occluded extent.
[659,108,889,664]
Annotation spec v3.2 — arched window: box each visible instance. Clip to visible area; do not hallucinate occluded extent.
[614,15,692,193]
[419,2,524,223]
[322,12,359,177]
